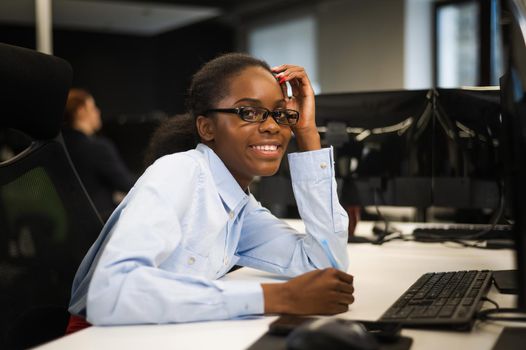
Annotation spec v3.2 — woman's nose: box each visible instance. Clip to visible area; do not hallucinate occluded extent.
[258,115,280,133]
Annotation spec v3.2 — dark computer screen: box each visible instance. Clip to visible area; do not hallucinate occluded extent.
[432,88,502,212]
[315,90,433,209]
[500,0,526,309]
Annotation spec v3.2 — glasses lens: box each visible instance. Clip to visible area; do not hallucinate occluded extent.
[239,107,264,122]
[273,110,299,125]
[272,110,289,125]
[285,110,299,125]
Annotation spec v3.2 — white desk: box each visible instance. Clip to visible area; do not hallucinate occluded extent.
[36,221,518,350]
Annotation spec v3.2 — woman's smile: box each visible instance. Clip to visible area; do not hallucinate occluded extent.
[249,143,283,158]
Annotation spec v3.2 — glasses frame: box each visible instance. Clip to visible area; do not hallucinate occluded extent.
[205,106,300,126]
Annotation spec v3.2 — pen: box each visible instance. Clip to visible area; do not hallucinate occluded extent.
[320,238,341,270]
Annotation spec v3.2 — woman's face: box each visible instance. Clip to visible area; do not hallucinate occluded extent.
[206,66,292,189]
[76,96,101,133]
[84,97,102,131]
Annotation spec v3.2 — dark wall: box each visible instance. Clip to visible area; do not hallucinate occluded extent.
[55,31,157,120]
[0,20,235,120]
[154,20,236,114]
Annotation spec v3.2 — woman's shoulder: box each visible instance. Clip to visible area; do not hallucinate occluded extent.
[153,148,204,165]
[141,149,207,183]
[150,148,204,169]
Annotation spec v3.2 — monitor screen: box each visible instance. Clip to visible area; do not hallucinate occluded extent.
[432,88,502,212]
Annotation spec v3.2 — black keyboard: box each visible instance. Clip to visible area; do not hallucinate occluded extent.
[412,224,512,240]
[379,270,493,330]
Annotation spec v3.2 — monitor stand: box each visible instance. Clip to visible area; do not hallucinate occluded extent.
[493,270,518,294]
[491,327,526,350]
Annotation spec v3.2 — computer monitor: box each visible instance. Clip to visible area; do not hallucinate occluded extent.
[315,90,433,209]
[500,0,526,309]
[432,88,502,212]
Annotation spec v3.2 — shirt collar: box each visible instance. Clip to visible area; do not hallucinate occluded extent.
[196,143,248,211]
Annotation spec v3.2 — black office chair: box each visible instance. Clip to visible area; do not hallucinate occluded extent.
[0,43,104,349]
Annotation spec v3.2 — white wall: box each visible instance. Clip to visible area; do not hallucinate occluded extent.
[404,0,433,89]
[245,0,433,93]
[247,15,319,92]
[317,0,405,93]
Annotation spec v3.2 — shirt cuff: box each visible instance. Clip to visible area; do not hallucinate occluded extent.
[214,281,264,318]
[288,146,334,182]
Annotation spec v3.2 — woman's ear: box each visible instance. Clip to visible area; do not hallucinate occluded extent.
[196,115,215,142]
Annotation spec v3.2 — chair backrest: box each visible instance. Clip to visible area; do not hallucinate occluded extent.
[0,43,104,349]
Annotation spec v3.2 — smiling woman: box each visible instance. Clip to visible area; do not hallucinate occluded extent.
[65,52,353,331]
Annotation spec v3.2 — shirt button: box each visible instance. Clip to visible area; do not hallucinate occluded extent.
[320,162,328,169]
[229,211,235,220]
[187,257,195,265]
[223,257,229,266]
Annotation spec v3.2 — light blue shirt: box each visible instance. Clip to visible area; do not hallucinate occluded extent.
[68,143,349,325]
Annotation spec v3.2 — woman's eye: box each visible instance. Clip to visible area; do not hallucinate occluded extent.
[274,111,287,120]
[241,108,257,118]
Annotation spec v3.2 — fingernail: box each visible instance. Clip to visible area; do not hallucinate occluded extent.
[279,77,286,84]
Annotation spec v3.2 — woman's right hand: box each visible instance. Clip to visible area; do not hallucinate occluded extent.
[262,268,354,315]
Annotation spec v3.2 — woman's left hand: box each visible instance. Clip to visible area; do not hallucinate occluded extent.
[272,64,321,151]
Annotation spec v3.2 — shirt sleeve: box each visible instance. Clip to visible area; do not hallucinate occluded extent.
[236,147,349,276]
[85,155,264,325]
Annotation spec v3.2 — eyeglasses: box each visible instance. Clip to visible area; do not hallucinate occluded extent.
[205,106,300,126]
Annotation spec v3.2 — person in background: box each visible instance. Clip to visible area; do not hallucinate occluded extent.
[62,88,136,221]
[66,53,353,333]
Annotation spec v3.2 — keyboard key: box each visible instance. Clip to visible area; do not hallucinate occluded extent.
[457,307,471,318]
[468,289,480,298]
[433,298,447,306]
[382,308,400,319]
[410,306,428,318]
[423,306,441,317]
[462,297,475,306]
[438,306,456,317]
[395,307,414,319]
[446,298,461,306]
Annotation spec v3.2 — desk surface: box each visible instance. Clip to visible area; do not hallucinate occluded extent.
[37,221,519,350]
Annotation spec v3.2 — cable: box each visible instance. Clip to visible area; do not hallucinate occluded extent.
[370,187,410,245]
[452,179,506,241]
[477,308,526,323]
[481,296,500,310]
[375,231,410,244]
[373,187,390,237]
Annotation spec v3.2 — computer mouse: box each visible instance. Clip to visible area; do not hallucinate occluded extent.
[286,318,380,350]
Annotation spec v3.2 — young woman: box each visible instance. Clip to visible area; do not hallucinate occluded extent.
[66,53,353,332]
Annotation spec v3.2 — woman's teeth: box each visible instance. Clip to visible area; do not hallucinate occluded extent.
[252,145,278,151]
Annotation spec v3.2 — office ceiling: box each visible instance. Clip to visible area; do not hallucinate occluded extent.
[0,0,317,36]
